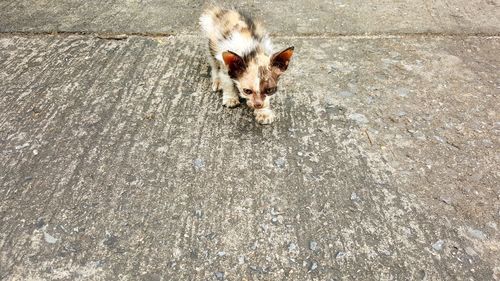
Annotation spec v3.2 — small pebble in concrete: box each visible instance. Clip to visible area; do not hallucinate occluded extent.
[194,209,203,219]
[486,222,497,230]
[418,270,427,280]
[467,228,487,240]
[482,139,493,148]
[217,251,226,257]
[43,231,58,244]
[35,218,45,229]
[15,143,29,150]
[274,158,286,168]
[348,113,368,125]
[379,249,392,256]
[309,240,318,251]
[95,260,104,268]
[251,241,258,250]
[288,242,298,252]
[260,223,269,232]
[350,192,360,201]
[193,159,204,170]
[432,240,445,251]
[33,149,39,155]
[439,196,452,205]
[434,136,446,143]
[249,266,266,274]
[103,234,118,247]
[270,208,282,216]
[397,87,410,97]
[402,227,412,236]
[336,251,347,259]
[308,261,318,272]
[214,271,224,280]
[238,255,245,264]
[325,105,347,116]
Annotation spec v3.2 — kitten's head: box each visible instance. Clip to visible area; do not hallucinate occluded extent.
[222,47,294,109]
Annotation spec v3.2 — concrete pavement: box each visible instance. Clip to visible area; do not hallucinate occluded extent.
[0,0,499,35]
[0,1,499,280]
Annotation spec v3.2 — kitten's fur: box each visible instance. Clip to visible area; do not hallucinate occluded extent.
[200,7,294,124]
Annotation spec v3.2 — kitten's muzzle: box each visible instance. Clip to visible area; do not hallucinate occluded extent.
[251,94,264,109]
[252,101,264,109]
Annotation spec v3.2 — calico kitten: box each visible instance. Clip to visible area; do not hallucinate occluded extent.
[200,7,294,124]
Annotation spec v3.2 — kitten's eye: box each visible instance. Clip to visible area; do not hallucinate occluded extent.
[243,89,253,95]
[265,87,277,95]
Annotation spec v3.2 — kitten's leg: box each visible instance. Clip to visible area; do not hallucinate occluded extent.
[206,40,221,92]
[254,97,275,124]
[208,57,222,92]
[220,74,240,108]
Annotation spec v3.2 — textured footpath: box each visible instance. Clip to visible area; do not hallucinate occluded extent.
[0,1,499,280]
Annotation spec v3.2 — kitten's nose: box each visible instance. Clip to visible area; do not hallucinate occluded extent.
[254,102,263,109]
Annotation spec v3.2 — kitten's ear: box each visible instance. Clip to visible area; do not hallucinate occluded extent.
[271,46,294,73]
[222,51,246,78]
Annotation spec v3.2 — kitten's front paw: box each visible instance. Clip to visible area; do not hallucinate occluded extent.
[222,96,240,108]
[211,79,221,92]
[254,109,275,125]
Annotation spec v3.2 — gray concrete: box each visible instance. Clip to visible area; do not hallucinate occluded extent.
[1,1,499,281]
[0,0,499,35]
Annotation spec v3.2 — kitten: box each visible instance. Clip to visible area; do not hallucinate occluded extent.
[199,7,294,124]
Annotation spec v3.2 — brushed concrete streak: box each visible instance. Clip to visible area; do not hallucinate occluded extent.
[0,35,499,280]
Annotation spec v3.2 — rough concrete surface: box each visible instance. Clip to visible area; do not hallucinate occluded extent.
[0,0,499,35]
[0,1,499,281]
